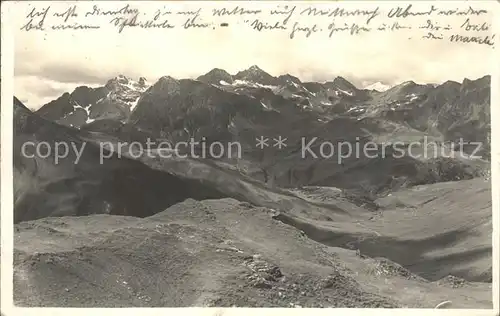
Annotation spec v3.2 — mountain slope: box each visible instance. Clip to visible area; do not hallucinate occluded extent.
[14,195,491,307]
[36,76,150,128]
[14,97,227,222]
[363,76,491,157]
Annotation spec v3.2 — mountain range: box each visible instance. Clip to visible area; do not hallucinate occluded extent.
[12,66,493,307]
[35,65,491,156]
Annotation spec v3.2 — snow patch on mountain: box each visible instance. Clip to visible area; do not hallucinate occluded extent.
[364,82,392,92]
[408,93,419,101]
[129,98,141,112]
[106,75,150,111]
[347,106,365,114]
[73,101,92,115]
[233,80,278,91]
[336,88,354,96]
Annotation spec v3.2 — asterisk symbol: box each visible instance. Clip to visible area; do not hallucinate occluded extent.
[255,136,269,149]
[273,136,287,149]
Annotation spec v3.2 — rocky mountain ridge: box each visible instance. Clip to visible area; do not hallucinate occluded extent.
[30,67,491,195]
[36,75,150,129]
[36,67,490,159]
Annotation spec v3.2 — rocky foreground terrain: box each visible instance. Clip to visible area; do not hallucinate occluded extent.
[10,67,493,308]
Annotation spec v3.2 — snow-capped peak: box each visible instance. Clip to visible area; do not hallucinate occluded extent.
[106,75,150,92]
[103,75,151,112]
[248,65,263,72]
[364,82,391,92]
[234,65,279,86]
[138,77,148,87]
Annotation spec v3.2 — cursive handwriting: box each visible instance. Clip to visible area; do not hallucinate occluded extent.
[20,6,50,31]
[20,19,45,31]
[18,2,495,48]
[377,22,412,31]
[53,5,78,22]
[85,4,138,17]
[212,6,261,16]
[250,19,287,32]
[423,32,443,40]
[460,18,490,32]
[177,8,202,15]
[300,6,380,24]
[289,21,319,39]
[328,22,371,37]
[449,33,495,46]
[270,5,296,24]
[51,23,100,30]
[388,5,437,18]
[183,12,211,29]
[20,5,107,32]
[419,19,451,31]
[110,13,175,33]
[437,6,487,16]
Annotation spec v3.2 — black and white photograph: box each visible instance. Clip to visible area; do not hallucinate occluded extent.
[1,0,498,312]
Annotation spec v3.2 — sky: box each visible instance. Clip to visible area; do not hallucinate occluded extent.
[9,1,497,109]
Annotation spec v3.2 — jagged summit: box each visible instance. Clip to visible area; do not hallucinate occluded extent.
[244,65,263,72]
[278,74,302,85]
[462,75,490,89]
[105,75,150,91]
[332,76,358,92]
[234,65,279,85]
[105,74,130,88]
[149,76,180,94]
[441,80,461,87]
[36,75,151,128]
[401,80,417,86]
[138,77,148,86]
[155,75,179,83]
[197,68,233,85]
